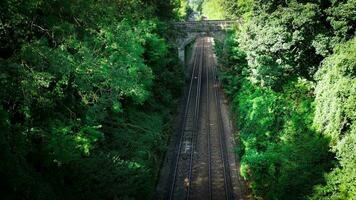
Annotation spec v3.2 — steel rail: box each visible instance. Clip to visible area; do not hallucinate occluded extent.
[206,38,212,200]
[173,20,237,25]
[211,55,234,200]
[168,39,202,200]
[186,38,204,200]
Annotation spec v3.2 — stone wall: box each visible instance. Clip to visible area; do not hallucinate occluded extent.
[172,20,237,63]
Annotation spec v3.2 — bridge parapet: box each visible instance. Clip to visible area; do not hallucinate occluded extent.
[173,20,239,63]
[173,20,237,32]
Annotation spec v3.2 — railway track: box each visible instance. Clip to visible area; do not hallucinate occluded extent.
[210,41,233,200]
[167,37,233,200]
[167,37,204,200]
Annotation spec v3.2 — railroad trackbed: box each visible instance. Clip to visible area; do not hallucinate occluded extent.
[160,37,238,200]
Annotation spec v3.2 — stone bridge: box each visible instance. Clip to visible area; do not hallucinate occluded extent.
[172,20,238,63]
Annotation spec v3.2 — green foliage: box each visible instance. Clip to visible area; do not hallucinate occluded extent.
[311,38,356,199]
[202,0,227,19]
[238,1,325,88]
[216,0,355,199]
[0,0,183,199]
[234,78,333,200]
[215,31,248,96]
[219,0,254,19]
[175,0,192,20]
[326,0,356,43]
[314,39,356,146]
[218,32,334,199]
[189,0,204,13]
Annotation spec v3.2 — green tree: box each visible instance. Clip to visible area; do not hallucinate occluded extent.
[202,0,226,19]
[0,0,184,199]
[312,38,356,200]
[214,0,355,199]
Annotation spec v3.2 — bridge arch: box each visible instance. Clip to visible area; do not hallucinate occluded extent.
[172,20,237,63]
